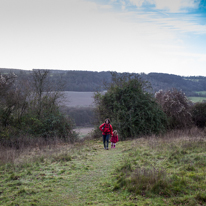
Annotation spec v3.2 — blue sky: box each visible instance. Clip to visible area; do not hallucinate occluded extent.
[0,0,205,76]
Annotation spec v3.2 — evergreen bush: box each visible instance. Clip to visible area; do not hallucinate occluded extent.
[94,73,167,139]
[191,102,206,128]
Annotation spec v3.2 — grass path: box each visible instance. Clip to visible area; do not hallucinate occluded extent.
[0,140,137,206]
[46,141,132,205]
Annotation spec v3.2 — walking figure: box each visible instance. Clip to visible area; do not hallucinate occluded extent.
[99,118,113,150]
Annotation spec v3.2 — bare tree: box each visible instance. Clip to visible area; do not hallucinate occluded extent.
[0,72,18,126]
[29,69,63,119]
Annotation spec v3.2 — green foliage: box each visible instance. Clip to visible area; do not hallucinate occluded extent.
[94,73,167,139]
[191,102,206,128]
[0,70,75,143]
[21,111,73,139]
[62,107,94,126]
[90,125,102,139]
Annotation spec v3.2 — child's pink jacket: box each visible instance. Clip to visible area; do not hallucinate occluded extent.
[110,134,119,143]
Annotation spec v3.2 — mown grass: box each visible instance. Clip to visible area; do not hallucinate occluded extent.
[1,129,206,205]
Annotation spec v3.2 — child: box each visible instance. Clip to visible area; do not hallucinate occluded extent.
[110,130,119,148]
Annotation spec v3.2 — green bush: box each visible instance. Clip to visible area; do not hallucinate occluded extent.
[61,107,94,127]
[21,111,73,139]
[191,102,206,128]
[90,125,102,139]
[94,73,167,139]
[0,70,76,143]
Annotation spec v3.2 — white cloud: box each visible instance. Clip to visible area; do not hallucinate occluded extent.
[154,0,200,12]
[129,0,201,12]
[153,16,206,34]
[129,0,145,7]
[121,1,126,10]
[98,4,112,9]
[0,0,205,76]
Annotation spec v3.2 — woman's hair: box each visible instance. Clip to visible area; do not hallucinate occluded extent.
[104,118,110,123]
[113,130,118,135]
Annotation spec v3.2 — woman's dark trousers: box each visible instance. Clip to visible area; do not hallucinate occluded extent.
[103,134,110,149]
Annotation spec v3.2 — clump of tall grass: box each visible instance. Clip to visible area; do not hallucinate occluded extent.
[127,167,167,194]
[114,163,187,197]
[52,152,72,162]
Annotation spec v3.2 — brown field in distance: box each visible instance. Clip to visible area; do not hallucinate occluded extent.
[60,91,95,107]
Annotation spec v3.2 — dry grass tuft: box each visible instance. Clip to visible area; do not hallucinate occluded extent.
[0,136,76,166]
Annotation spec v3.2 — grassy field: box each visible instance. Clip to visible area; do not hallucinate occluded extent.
[59,91,206,106]
[189,91,206,103]
[188,96,206,103]
[60,91,206,105]
[196,91,206,95]
[1,129,206,205]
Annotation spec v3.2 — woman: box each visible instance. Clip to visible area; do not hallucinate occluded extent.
[99,118,113,150]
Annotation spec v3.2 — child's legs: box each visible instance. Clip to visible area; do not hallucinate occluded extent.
[111,142,114,148]
[114,143,116,148]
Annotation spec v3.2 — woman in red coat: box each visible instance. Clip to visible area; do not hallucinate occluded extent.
[110,130,119,148]
[99,118,113,150]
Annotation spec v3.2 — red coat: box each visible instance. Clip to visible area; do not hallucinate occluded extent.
[110,134,119,143]
[99,123,113,135]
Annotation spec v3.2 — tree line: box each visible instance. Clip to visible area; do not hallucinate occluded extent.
[1,68,206,96]
[1,69,206,145]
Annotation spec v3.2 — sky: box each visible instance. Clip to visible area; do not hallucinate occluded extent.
[0,0,206,76]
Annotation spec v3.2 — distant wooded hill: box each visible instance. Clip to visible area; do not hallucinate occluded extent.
[1,68,206,97]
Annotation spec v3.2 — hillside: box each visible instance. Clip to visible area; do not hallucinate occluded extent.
[1,68,206,97]
[1,131,206,205]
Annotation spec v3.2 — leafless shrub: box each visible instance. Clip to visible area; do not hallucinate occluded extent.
[0,72,16,97]
[155,88,193,129]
